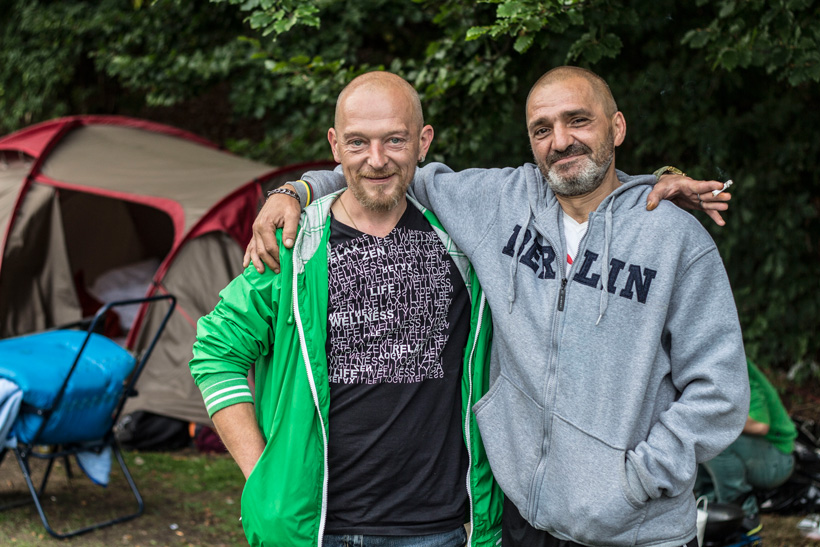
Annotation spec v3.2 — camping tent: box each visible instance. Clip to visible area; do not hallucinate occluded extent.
[0,115,334,425]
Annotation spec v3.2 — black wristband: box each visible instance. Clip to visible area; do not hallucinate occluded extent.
[266,187,301,206]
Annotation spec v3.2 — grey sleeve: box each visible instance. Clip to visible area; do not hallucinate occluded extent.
[296,165,346,207]
[625,246,749,502]
[304,162,522,254]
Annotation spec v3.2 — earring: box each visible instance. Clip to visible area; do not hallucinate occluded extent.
[419,155,425,162]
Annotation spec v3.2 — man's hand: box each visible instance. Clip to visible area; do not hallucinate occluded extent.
[646,174,732,226]
[243,184,303,274]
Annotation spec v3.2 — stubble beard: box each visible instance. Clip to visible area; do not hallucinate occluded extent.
[348,169,409,213]
[538,133,615,197]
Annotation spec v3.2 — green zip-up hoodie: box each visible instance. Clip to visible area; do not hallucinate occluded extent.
[190,191,502,547]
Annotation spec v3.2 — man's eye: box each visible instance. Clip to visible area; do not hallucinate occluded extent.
[535,128,550,136]
[389,137,403,144]
[571,118,588,125]
[351,139,364,146]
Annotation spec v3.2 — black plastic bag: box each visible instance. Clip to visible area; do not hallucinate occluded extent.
[115,411,191,451]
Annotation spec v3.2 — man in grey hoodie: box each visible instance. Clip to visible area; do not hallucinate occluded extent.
[247,67,749,547]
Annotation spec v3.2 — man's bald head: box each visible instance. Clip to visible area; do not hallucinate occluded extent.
[527,66,618,118]
[335,71,424,132]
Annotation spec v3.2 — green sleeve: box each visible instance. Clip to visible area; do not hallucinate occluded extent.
[189,263,280,417]
[747,361,770,425]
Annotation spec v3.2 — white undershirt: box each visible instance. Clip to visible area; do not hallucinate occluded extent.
[562,210,589,276]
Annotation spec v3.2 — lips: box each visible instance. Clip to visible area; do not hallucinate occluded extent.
[547,143,592,169]
[359,171,396,183]
[552,154,583,166]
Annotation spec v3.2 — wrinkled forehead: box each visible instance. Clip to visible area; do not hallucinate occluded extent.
[527,74,615,121]
[526,77,603,121]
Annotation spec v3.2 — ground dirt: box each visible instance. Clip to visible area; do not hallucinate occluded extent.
[1,381,818,547]
[1,448,817,547]
[0,448,246,547]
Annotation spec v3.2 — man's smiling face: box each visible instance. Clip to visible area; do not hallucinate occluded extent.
[329,83,427,212]
[527,76,623,197]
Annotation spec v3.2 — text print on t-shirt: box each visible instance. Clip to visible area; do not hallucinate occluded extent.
[327,226,453,384]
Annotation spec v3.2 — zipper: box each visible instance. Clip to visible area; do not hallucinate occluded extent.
[557,278,567,311]
[463,292,487,546]
[292,265,328,546]
[528,215,597,517]
[527,226,567,519]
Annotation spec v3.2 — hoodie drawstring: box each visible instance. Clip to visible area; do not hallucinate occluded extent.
[596,199,615,325]
[507,208,533,313]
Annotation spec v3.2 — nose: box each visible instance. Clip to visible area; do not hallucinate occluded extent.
[367,141,388,170]
[552,124,573,151]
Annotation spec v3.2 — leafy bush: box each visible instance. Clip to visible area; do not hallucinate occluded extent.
[0,0,817,376]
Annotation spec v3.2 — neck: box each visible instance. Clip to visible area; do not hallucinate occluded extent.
[554,169,620,223]
[332,190,407,237]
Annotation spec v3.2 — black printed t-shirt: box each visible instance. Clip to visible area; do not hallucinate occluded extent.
[324,204,471,535]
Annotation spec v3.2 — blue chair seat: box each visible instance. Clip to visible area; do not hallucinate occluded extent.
[0,330,135,445]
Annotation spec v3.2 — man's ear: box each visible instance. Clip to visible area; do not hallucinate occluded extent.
[328,128,342,163]
[613,112,626,147]
[419,124,434,159]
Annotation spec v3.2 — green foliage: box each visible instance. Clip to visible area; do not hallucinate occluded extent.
[0,0,254,131]
[682,0,820,85]
[0,0,817,375]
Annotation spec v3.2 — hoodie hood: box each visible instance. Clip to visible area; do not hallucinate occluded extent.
[506,167,656,321]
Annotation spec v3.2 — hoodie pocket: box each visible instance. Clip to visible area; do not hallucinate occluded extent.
[532,415,645,545]
[239,452,265,542]
[473,375,542,512]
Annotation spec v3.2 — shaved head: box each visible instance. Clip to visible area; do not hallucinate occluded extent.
[335,71,424,132]
[327,71,434,214]
[527,66,618,117]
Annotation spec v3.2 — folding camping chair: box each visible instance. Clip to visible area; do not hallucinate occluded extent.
[0,294,176,538]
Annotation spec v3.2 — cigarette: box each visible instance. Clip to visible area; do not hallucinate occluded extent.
[712,179,733,197]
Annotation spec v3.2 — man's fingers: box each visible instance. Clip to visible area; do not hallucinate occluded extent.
[697,192,730,226]
[259,230,281,273]
[243,242,252,269]
[686,180,725,196]
[250,235,267,274]
[647,174,734,227]
[648,175,725,207]
[281,207,300,249]
[704,209,726,227]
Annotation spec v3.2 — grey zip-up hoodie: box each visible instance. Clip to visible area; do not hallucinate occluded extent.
[300,163,749,547]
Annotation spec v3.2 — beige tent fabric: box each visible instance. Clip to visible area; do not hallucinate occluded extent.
[124,231,246,425]
[1,120,333,427]
[0,155,32,240]
[0,183,80,337]
[41,125,273,234]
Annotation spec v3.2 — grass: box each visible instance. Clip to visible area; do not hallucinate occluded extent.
[0,447,816,546]
[0,448,246,546]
